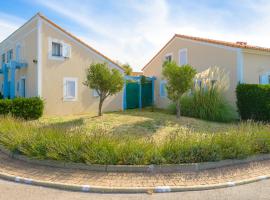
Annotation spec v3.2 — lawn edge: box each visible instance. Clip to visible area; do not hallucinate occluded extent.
[1,144,270,173]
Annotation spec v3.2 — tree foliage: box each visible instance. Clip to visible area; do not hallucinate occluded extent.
[84,63,124,116]
[162,61,196,118]
[122,63,133,75]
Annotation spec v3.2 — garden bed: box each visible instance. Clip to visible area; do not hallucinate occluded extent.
[0,110,269,165]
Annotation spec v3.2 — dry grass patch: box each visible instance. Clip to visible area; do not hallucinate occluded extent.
[38,109,232,141]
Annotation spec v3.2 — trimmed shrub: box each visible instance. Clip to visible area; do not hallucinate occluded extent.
[0,97,44,119]
[0,99,12,115]
[10,97,44,120]
[236,84,270,121]
[179,88,237,122]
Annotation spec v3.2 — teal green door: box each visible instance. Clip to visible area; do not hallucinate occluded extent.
[126,82,139,109]
[126,81,153,109]
[141,82,152,107]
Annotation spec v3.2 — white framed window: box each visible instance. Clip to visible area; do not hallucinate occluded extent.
[52,42,62,57]
[164,53,173,62]
[160,80,167,98]
[20,76,26,98]
[63,77,78,101]
[259,73,270,84]
[48,38,71,60]
[93,89,99,97]
[179,48,188,66]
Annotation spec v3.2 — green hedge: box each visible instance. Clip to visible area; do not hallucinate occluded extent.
[0,97,44,120]
[236,84,270,121]
[0,100,12,115]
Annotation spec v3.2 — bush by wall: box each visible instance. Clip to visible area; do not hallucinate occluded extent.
[0,99,12,115]
[236,84,270,122]
[0,97,44,120]
[179,88,237,122]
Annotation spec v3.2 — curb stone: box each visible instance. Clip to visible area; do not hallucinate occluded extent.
[1,145,270,173]
[0,171,269,193]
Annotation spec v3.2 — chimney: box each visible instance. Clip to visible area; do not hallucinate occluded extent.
[236,41,247,46]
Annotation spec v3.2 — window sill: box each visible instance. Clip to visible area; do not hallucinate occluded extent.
[49,55,65,61]
[63,97,77,102]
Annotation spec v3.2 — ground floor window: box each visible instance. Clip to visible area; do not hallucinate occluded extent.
[63,77,77,101]
[259,74,270,84]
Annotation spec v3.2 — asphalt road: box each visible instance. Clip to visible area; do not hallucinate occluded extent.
[0,179,269,200]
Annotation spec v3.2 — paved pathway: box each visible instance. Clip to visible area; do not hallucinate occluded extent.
[0,179,270,200]
[1,152,270,188]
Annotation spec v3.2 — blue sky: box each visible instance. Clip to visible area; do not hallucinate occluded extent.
[0,0,270,71]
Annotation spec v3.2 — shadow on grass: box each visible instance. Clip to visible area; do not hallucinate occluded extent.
[110,118,165,138]
[114,108,232,134]
[41,118,85,131]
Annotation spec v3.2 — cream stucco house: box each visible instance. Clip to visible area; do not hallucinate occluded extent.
[142,34,270,109]
[0,13,124,115]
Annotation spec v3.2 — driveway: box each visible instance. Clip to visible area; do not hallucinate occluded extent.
[0,179,269,200]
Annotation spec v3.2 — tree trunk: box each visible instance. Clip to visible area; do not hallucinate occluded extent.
[98,98,104,116]
[176,100,181,118]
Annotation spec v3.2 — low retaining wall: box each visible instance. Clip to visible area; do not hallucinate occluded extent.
[1,145,270,173]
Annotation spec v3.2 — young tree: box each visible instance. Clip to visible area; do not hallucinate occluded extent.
[122,63,133,75]
[84,63,124,116]
[162,61,196,118]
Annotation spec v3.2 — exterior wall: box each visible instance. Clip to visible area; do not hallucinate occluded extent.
[143,37,238,108]
[243,50,270,84]
[0,18,38,98]
[41,20,123,115]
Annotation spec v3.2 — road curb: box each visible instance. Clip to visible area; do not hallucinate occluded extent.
[0,170,269,193]
[1,145,270,173]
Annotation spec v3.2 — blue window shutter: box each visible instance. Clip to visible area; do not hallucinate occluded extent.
[160,81,167,97]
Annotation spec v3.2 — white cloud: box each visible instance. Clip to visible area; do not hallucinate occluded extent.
[34,0,176,70]
[0,13,25,43]
[29,0,270,71]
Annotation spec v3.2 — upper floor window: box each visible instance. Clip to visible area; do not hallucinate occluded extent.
[1,53,5,64]
[52,42,62,57]
[49,38,71,60]
[259,74,270,84]
[179,48,188,66]
[164,53,172,62]
[7,49,13,63]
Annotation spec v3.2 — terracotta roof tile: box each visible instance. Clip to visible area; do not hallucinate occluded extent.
[175,34,270,52]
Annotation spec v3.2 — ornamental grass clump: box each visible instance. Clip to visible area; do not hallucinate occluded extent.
[180,66,237,122]
[0,117,269,165]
